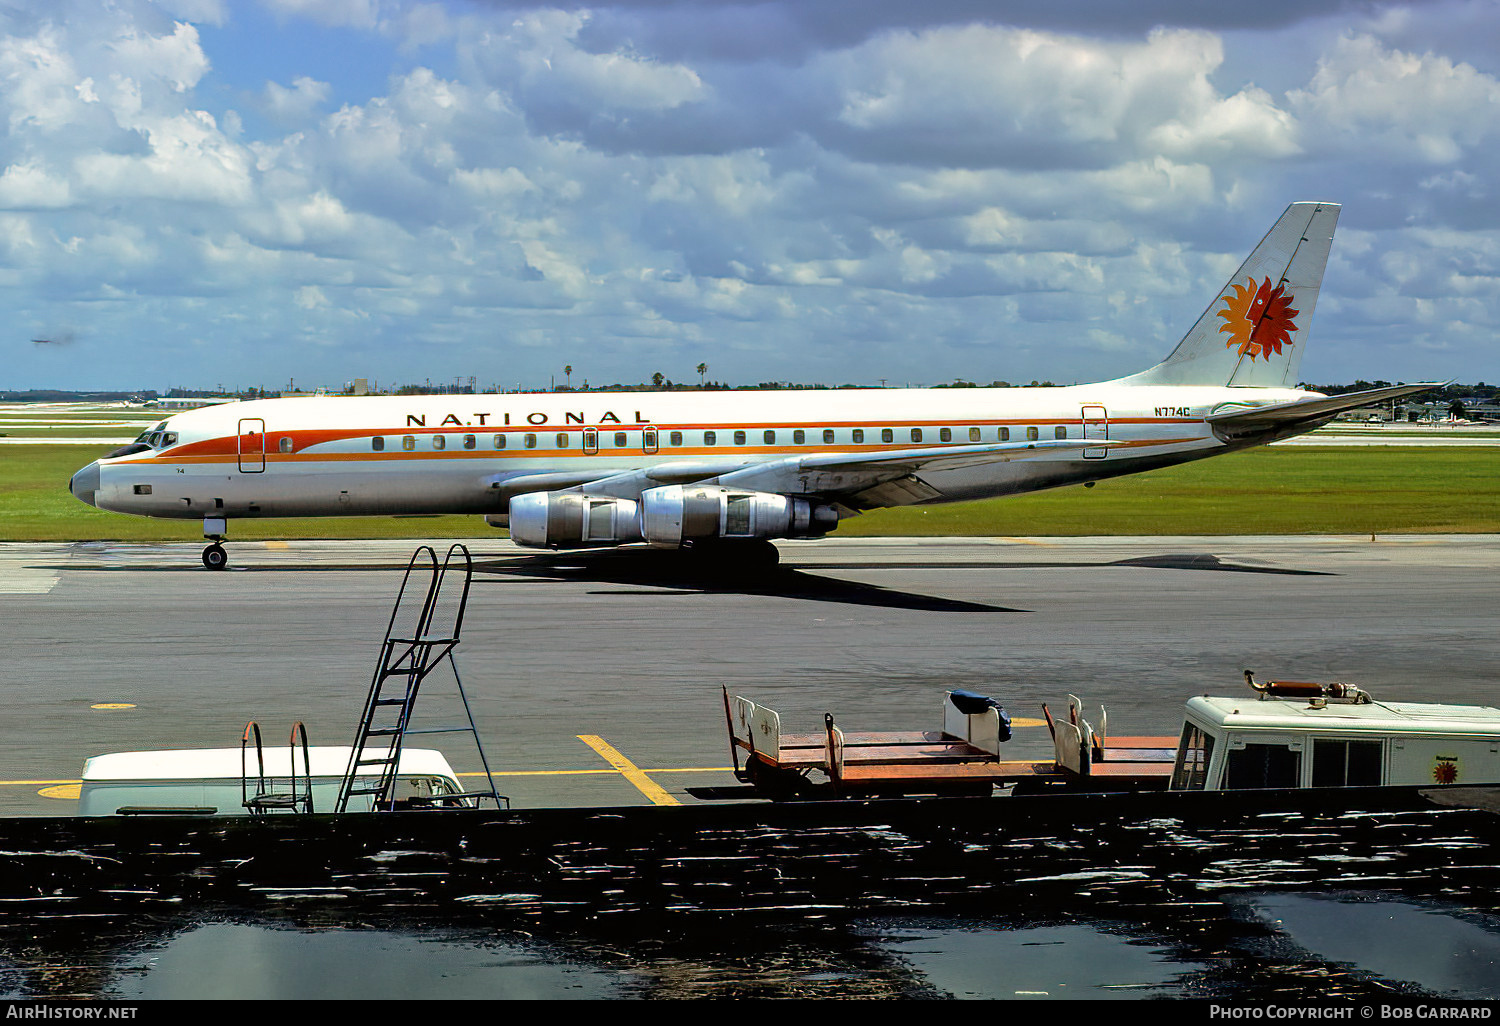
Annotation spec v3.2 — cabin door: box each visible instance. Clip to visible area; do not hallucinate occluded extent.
[1081,405,1108,459]
[237,418,266,473]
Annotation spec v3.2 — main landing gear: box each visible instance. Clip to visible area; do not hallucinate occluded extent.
[202,517,229,571]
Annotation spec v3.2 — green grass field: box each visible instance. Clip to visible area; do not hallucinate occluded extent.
[2,443,1496,542]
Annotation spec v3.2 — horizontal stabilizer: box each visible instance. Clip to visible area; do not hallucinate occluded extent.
[1207,383,1443,439]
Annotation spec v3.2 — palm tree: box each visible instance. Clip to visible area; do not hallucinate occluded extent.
[697,362,707,386]
[564,365,572,388]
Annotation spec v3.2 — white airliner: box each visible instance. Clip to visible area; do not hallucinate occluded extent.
[70,202,1435,569]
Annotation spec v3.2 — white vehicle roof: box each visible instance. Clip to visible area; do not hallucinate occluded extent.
[81,746,459,782]
[1185,696,1500,739]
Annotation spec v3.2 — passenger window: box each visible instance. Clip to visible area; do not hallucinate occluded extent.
[704,431,716,446]
[372,437,385,452]
[614,432,627,447]
[1055,426,1067,439]
[940,427,951,442]
[911,428,923,443]
[525,434,537,449]
[734,431,746,445]
[793,429,805,444]
[852,429,864,443]
[764,430,776,444]
[1026,426,1039,441]
[881,428,893,443]
[402,435,415,451]
[999,427,1010,441]
[279,437,293,453]
[555,433,569,448]
[969,427,981,442]
[133,484,152,495]
[670,431,683,446]
[823,429,834,444]
[493,434,506,449]
[463,434,476,450]
[432,435,445,450]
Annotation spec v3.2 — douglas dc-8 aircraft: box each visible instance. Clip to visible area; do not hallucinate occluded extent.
[70,202,1436,569]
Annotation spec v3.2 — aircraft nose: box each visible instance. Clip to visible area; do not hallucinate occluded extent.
[70,461,100,508]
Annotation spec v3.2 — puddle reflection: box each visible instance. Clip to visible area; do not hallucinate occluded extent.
[1240,892,1500,1000]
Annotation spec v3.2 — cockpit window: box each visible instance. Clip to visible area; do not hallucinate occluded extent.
[135,422,171,448]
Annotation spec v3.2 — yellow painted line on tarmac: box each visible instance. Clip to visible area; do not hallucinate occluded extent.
[576,735,682,806]
[263,541,290,550]
[999,537,1057,547]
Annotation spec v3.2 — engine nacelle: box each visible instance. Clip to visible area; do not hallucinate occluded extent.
[640,485,838,547]
[508,492,643,548]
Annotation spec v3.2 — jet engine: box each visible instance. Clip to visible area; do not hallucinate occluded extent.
[640,485,838,547]
[508,492,643,548]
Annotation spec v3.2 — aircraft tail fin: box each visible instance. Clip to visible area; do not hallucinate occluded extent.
[1117,202,1340,388]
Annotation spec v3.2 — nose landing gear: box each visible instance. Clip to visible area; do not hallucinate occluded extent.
[202,517,229,570]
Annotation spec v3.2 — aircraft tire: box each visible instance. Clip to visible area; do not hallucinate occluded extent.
[202,543,228,570]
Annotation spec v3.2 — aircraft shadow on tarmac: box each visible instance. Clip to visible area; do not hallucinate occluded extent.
[465,548,1332,613]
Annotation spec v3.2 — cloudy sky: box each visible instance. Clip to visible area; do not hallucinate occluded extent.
[3,0,1498,393]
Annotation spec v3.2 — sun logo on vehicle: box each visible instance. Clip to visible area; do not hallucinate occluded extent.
[1432,758,1459,784]
[1217,276,1299,361]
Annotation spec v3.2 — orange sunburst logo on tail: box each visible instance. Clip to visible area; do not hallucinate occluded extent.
[1217,276,1299,361]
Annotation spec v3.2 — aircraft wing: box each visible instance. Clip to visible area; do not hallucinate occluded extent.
[1207,382,1443,440]
[486,440,1105,507]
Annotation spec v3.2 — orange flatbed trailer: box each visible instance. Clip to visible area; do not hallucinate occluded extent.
[723,687,1176,798]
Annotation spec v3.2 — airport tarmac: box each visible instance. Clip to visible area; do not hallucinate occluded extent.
[2,534,1499,818]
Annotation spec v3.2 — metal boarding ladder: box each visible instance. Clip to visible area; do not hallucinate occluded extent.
[335,544,506,813]
[242,721,314,815]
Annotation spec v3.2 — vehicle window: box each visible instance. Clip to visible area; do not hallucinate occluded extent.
[402,435,415,451]
[1311,739,1383,787]
[432,435,445,450]
[493,434,506,449]
[1026,426,1039,441]
[704,430,716,446]
[162,432,178,446]
[764,430,776,444]
[555,432,569,448]
[524,433,537,449]
[1224,744,1300,789]
[999,427,1010,441]
[614,432,627,447]
[279,437,294,453]
[940,427,951,442]
[148,432,162,447]
[823,429,834,444]
[1055,426,1067,439]
[734,431,746,445]
[852,429,864,443]
[1170,724,1215,791]
[372,437,385,452]
[969,427,981,442]
[911,428,923,443]
[793,429,805,444]
[881,428,893,443]
[463,434,475,450]
[670,431,683,446]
